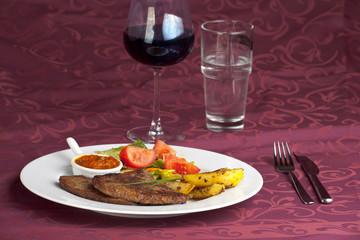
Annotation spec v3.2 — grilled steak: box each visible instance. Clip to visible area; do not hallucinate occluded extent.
[59,175,137,205]
[92,168,188,205]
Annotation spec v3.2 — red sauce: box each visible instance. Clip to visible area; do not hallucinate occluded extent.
[75,155,120,169]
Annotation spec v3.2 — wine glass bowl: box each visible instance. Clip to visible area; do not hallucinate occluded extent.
[123,0,194,143]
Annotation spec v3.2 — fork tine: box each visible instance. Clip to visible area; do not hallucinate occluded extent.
[277,142,283,165]
[285,142,294,165]
[280,142,287,165]
[273,142,278,166]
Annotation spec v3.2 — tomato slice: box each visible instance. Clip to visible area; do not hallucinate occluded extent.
[172,162,201,175]
[164,155,200,175]
[120,146,156,168]
[153,140,176,159]
[163,155,178,169]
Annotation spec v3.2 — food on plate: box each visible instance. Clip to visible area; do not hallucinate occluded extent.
[59,167,244,204]
[145,168,182,181]
[153,139,176,159]
[96,139,200,175]
[188,184,225,199]
[60,139,245,204]
[152,140,200,175]
[71,154,123,178]
[183,168,244,188]
[59,175,137,205]
[74,154,121,169]
[124,168,244,199]
[59,169,187,205]
[164,181,195,195]
[92,168,187,205]
[119,146,156,168]
[96,141,243,200]
[163,155,200,175]
[95,139,147,160]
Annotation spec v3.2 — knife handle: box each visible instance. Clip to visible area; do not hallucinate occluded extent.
[288,172,314,204]
[308,174,333,204]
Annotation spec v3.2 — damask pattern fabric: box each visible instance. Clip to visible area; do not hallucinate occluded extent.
[0,0,359,239]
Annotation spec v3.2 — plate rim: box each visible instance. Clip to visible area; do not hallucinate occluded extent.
[20,143,263,218]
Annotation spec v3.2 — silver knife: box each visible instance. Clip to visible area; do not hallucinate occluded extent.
[294,153,333,204]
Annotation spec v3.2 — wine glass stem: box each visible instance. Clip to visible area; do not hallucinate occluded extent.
[149,67,164,136]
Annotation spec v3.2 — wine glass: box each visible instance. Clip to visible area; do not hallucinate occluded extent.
[123,0,194,143]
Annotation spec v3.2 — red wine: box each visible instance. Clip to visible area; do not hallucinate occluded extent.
[123,25,194,67]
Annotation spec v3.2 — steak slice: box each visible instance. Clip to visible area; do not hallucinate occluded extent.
[59,175,137,205]
[92,168,188,205]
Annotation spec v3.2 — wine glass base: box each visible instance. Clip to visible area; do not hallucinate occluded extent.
[126,126,185,143]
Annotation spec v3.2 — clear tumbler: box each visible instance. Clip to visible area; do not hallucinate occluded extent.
[201,20,253,132]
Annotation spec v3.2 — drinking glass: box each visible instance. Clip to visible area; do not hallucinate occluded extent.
[123,0,194,143]
[201,20,253,132]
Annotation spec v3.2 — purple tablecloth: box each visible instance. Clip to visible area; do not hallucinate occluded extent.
[1,0,359,239]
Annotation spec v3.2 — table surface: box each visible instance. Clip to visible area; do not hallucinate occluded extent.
[1,0,359,239]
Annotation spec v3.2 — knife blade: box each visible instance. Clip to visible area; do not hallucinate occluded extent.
[294,153,333,204]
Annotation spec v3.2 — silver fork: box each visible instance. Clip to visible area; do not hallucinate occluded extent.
[273,142,314,204]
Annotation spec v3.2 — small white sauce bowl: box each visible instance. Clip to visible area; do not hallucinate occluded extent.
[71,154,123,178]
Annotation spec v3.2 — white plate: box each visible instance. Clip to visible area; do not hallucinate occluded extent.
[20,144,263,218]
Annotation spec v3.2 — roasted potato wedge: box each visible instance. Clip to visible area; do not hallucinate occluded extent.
[183,168,244,188]
[164,181,195,195]
[189,184,225,199]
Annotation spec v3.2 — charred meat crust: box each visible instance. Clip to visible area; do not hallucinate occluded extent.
[92,168,187,205]
[59,175,137,205]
